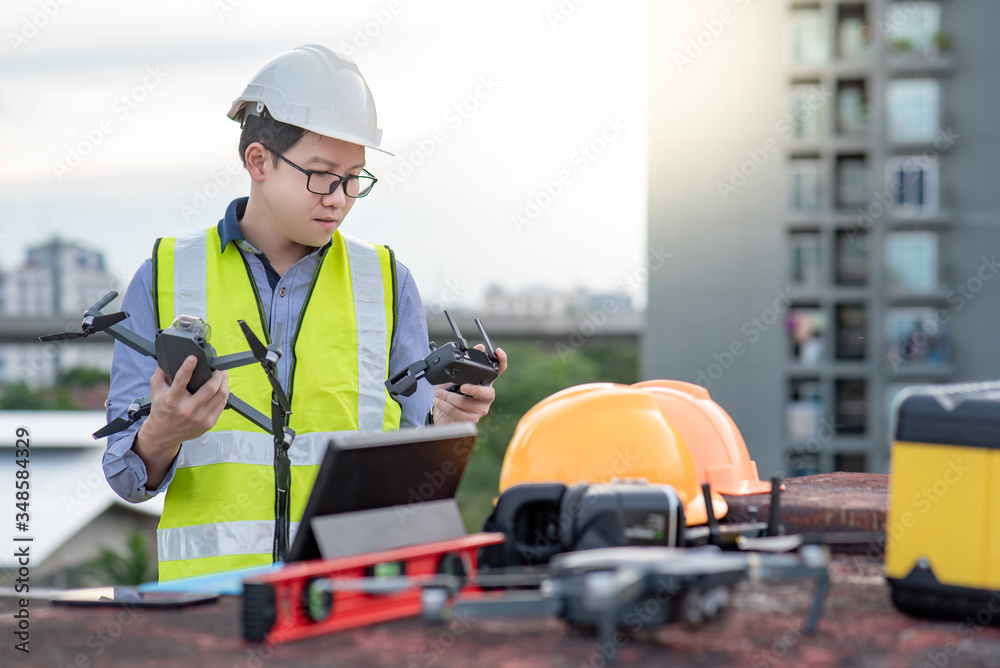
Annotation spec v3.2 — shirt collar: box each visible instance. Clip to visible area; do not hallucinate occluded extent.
[217,197,249,253]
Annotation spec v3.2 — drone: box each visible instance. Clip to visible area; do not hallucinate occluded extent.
[39,291,294,447]
[385,311,500,398]
[420,543,831,664]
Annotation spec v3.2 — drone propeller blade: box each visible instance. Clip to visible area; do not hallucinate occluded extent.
[38,331,85,342]
[238,320,269,359]
[238,320,291,412]
[91,311,129,331]
[93,417,130,440]
[270,400,286,441]
[269,375,291,413]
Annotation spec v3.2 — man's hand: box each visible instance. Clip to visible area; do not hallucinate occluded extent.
[132,355,229,488]
[431,346,507,425]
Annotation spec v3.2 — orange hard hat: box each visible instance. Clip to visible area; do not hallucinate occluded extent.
[518,382,618,422]
[499,384,727,526]
[633,380,771,496]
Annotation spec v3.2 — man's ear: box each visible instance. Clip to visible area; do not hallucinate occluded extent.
[245,143,268,183]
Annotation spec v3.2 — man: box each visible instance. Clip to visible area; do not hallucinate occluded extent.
[103,45,506,580]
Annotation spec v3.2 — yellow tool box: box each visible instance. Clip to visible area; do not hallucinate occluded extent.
[885,381,1000,620]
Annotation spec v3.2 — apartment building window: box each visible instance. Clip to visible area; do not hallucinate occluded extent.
[835,303,867,360]
[835,229,868,286]
[786,378,823,442]
[789,231,822,288]
[885,1,942,55]
[835,379,867,434]
[787,308,826,366]
[886,231,939,292]
[834,452,868,472]
[837,155,869,209]
[886,307,948,368]
[790,83,825,140]
[792,7,829,66]
[784,447,820,477]
[885,154,939,215]
[790,158,822,213]
[837,4,870,60]
[837,80,868,135]
[887,79,940,143]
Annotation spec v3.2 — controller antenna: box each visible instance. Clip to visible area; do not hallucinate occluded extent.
[476,318,497,363]
[444,311,469,352]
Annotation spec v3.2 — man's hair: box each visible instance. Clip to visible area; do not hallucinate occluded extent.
[238,112,306,168]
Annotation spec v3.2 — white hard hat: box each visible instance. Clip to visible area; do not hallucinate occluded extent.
[228,44,391,155]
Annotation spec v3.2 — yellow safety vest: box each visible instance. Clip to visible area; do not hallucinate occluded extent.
[152,226,401,580]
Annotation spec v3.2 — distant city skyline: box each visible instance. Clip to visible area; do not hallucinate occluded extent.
[0,0,650,310]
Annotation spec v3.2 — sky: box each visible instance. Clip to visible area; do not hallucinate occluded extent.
[0,0,649,310]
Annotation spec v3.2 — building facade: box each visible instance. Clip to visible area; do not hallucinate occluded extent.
[0,238,120,388]
[646,0,1000,477]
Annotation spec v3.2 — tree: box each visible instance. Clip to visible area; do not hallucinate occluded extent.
[60,367,111,389]
[0,382,47,410]
[84,531,156,586]
[0,366,110,410]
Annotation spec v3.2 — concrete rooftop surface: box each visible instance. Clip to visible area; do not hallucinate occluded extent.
[1,473,998,667]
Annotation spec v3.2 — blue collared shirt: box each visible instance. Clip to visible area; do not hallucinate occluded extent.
[102,197,434,503]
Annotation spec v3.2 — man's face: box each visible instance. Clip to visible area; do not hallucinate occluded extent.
[260,132,366,249]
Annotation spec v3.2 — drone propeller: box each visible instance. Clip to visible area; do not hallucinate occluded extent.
[39,331,88,342]
[93,417,131,440]
[39,310,128,342]
[92,397,151,439]
[271,398,287,444]
[238,320,291,413]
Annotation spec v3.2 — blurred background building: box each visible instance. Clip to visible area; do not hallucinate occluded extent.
[428,285,640,346]
[647,0,1000,477]
[0,238,120,389]
[0,412,161,587]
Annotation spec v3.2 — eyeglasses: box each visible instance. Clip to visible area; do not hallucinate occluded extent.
[260,144,377,198]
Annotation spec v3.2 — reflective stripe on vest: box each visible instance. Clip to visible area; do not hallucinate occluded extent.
[153,227,400,581]
[175,431,350,468]
[158,521,302,562]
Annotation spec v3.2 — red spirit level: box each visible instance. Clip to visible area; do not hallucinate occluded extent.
[242,533,504,644]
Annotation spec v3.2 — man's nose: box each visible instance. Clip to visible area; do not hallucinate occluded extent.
[321,185,348,207]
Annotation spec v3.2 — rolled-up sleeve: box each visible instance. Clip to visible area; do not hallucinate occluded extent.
[102,259,179,503]
[388,261,434,428]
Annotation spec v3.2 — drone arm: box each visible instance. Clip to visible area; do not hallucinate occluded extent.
[212,350,259,371]
[746,548,831,634]
[105,323,156,358]
[449,592,563,620]
[803,572,830,634]
[226,394,274,433]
